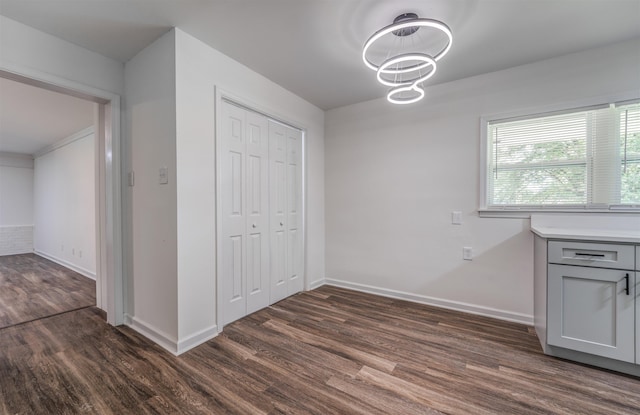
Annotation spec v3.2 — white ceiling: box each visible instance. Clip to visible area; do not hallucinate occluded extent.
[0,0,639,110]
[0,77,94,154]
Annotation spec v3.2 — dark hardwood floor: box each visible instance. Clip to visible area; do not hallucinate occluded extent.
[0,253,95,328]
[1,285,639,414]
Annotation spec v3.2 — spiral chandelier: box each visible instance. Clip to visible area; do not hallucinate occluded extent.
[362,13,453,105]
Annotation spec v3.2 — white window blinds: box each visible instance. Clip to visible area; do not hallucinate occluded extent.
[620,103,640,204]
[486,101,640,209]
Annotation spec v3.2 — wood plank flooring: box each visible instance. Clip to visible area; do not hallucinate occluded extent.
[1,285,639,414]
[0,253,95,328]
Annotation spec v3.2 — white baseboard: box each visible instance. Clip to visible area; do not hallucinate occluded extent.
[127,315,179,355]
[125,314,218,356]
[0,248,33,256]
[34,250,96,280]
[308,278,325,290]
[323,278,534,326]
[176,324,219,355]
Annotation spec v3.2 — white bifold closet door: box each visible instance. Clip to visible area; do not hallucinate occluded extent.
[268,120,303,304]
[220,101,270,325]
[219,100,302,326]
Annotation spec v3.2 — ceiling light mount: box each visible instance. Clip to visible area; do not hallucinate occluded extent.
[362,13,453,105]
[392,13,420,37]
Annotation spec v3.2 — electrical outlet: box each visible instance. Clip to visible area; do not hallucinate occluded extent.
[463,247,473,260]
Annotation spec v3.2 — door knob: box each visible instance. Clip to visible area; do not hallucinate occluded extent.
[280,222,283,226]
[252,223,257,228]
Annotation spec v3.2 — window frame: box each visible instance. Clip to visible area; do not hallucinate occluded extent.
[479,93,640,218]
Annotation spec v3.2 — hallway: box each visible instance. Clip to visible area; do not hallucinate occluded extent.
[0,253,95,328]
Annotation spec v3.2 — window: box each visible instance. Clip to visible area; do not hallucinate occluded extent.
[483,101,640,211]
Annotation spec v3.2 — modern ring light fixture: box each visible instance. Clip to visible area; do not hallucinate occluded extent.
[362,13,453,105]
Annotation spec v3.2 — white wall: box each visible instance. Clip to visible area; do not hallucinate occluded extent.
[0,152,34,255]
[325,38,640,324]
[124,28,325,353]
[0,16,124,96]
[1,15,124,321]
[125,30,178,346]
[34,129,96,278]
[174,29,325,345]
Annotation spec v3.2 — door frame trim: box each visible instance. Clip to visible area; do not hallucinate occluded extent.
[214,87,307,331]
[0,63,124,325]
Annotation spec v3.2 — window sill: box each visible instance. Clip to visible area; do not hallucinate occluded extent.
[478,208,640,219]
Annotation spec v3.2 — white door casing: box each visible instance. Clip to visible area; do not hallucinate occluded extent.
[0,67,123,326]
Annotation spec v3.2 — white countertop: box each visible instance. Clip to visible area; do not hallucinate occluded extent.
[530,214,640,243]
[530,226,640,243]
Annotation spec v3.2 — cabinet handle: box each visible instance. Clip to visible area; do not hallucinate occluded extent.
[624,273,630,296]
[574,253,605,257]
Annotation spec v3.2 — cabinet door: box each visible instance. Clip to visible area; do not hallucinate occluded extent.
[548,264,635,363]
[637,272,639,365]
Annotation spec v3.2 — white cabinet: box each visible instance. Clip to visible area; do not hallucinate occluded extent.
[637,270,640,365]
[547,264,635,362]
[637,246,640,364]
[535,237,640,376]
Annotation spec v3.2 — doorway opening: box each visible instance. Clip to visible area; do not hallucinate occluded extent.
[0,67,124,325]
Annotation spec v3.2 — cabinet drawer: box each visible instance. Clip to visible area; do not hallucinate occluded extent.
[548,241,634,270]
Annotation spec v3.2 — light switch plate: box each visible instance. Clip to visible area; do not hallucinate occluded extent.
[463,247,473,260]
[452,211,462,225]
[159,167,168,184]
